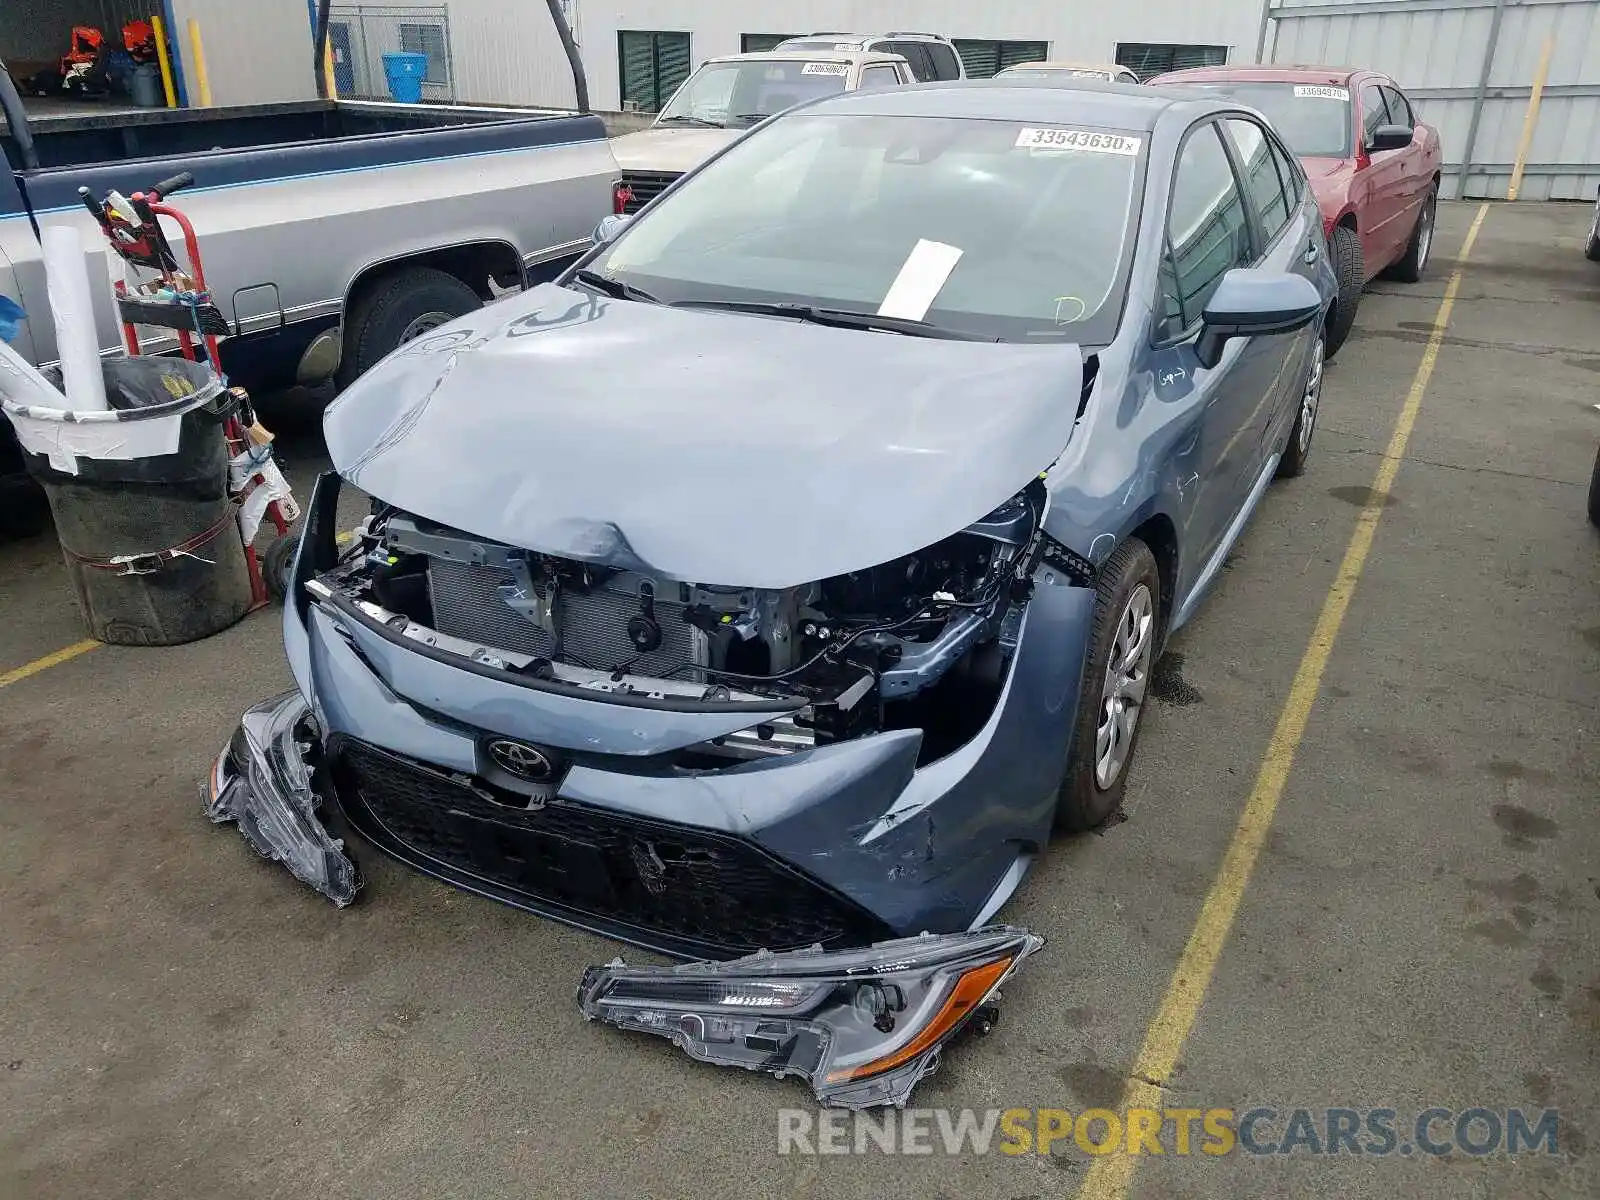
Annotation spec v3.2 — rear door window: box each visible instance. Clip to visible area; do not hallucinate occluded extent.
[1269,133,1302,202]
[925,42,963,80]
[859,65,902,90]
[879,40,935,81]
[1223,118,1291,246]
[1380,84,1415,130]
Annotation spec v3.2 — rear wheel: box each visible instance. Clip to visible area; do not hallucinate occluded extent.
[337,266,482,389]
[1276,332,1325,479]
[1324,223,1364,359]
[1056,539,1160,833]
[1586,193,1600,262]
[1386,183,1438,283]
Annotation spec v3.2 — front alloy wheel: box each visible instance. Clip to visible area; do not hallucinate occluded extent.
[1056,538,1161,832]
[1095,583,1154,788]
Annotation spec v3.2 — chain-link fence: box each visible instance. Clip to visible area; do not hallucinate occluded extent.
[328,4,455,103]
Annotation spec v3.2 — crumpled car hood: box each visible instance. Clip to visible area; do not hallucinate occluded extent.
[324,283,1082,589]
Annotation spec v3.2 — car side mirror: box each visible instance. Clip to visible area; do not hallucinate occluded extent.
[1195,269,1324,369]
[1367,124,1413,153]
[592,214,633,245]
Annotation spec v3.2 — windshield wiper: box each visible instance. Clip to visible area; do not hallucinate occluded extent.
[570,269,661,304]
[672,299,996,341]
[656,115,725,128]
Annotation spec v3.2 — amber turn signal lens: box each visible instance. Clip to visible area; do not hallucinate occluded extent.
[824,954,1013,1084]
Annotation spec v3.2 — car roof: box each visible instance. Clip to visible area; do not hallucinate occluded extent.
[705,50,908,66]
[1151,63,1371,87]
[805,79,1217,131]
[1001,61,1133,75]
[785,32,950,42]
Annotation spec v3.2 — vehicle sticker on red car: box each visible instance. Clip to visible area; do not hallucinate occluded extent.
[1294,85,1350,101]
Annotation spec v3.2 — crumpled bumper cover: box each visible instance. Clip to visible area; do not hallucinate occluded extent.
[203,689,359,906]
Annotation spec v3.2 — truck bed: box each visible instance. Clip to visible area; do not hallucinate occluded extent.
[3,98,589,173]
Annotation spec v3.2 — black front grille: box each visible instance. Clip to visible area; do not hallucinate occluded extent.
[330,740,889,957]
[619,170,681,214]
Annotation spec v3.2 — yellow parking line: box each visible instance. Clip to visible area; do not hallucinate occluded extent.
[0,639,101,690]
[1077,201,1491,1200]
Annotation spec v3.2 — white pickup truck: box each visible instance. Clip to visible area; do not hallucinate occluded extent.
[612,51,915,214]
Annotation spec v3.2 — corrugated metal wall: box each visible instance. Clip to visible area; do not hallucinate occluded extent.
[1,0,155,65]
[168,0,318,106]
[1267,0,1600,200]
[434,0,580,107]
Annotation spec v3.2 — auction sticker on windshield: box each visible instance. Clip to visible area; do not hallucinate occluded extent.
[1015,128,1141,155]
[802,62,849,76]
[1294,85,1350,101]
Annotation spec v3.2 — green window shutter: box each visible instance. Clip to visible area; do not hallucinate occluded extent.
[619,31,655,109]
[955,40,1000,78]
[741,34,794,53]
[654,32,692,111]
[997,41,1049,71]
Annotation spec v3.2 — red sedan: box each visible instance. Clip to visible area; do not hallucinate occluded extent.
[1149,65,1442,357]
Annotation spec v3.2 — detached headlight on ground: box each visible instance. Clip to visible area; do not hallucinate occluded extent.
[578,926,1043,1109]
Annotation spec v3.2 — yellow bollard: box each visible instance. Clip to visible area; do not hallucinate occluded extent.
[187,17,213,107]
[324,36,338,99]
[150,14,177,107]
[1506,34,1555,201]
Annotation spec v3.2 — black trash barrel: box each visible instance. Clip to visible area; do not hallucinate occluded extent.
[8,359,253,646]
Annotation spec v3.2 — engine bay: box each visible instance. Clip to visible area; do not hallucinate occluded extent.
[311,480,1052,763]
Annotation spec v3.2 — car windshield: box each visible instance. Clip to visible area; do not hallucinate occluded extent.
[657,60,851,128]
[1179,82,1353,157]
[589,113,1146,343]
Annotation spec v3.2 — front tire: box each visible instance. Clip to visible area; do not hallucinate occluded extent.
[1324,223,1363,360]
[1277,332,1325,478]
[337,266,482,389]
[1586,193,1600,262]
[1056,539,1161,833]
[1386,183,1438,284]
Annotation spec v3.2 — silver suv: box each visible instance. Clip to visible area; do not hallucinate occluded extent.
[774,32,964,82]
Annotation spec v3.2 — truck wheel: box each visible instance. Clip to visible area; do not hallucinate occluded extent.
[337,267,482,388]
[1386,183,1437,283]
[1056,538,1160,833]
[1324,223,1363,360]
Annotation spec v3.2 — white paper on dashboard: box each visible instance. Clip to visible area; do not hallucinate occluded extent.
[876,239,965,322]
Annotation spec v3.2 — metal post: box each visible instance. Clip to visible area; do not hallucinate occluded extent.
[1254,0,1276,61]
[1457,0,1508,199]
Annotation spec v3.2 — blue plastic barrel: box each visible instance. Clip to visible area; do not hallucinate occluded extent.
[382,52,428,103]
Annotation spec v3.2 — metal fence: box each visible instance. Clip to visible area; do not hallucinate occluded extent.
[1262,0,1600,201]
[328,3,457,103]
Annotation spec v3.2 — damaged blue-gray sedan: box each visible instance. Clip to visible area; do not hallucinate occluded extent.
[210,80,1336,961]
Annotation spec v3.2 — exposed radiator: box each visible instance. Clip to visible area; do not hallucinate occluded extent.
[426,557,700,677]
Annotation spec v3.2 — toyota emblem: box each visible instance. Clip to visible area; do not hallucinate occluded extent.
[487,739,555,781]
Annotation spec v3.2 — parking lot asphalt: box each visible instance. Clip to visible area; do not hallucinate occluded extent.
[1,201,1596,1200]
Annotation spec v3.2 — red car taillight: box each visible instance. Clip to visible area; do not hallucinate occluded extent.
[613,181,633,215]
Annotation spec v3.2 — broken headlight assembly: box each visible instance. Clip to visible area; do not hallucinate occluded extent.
[203,689,359,905]
[578,926,1044,1109]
